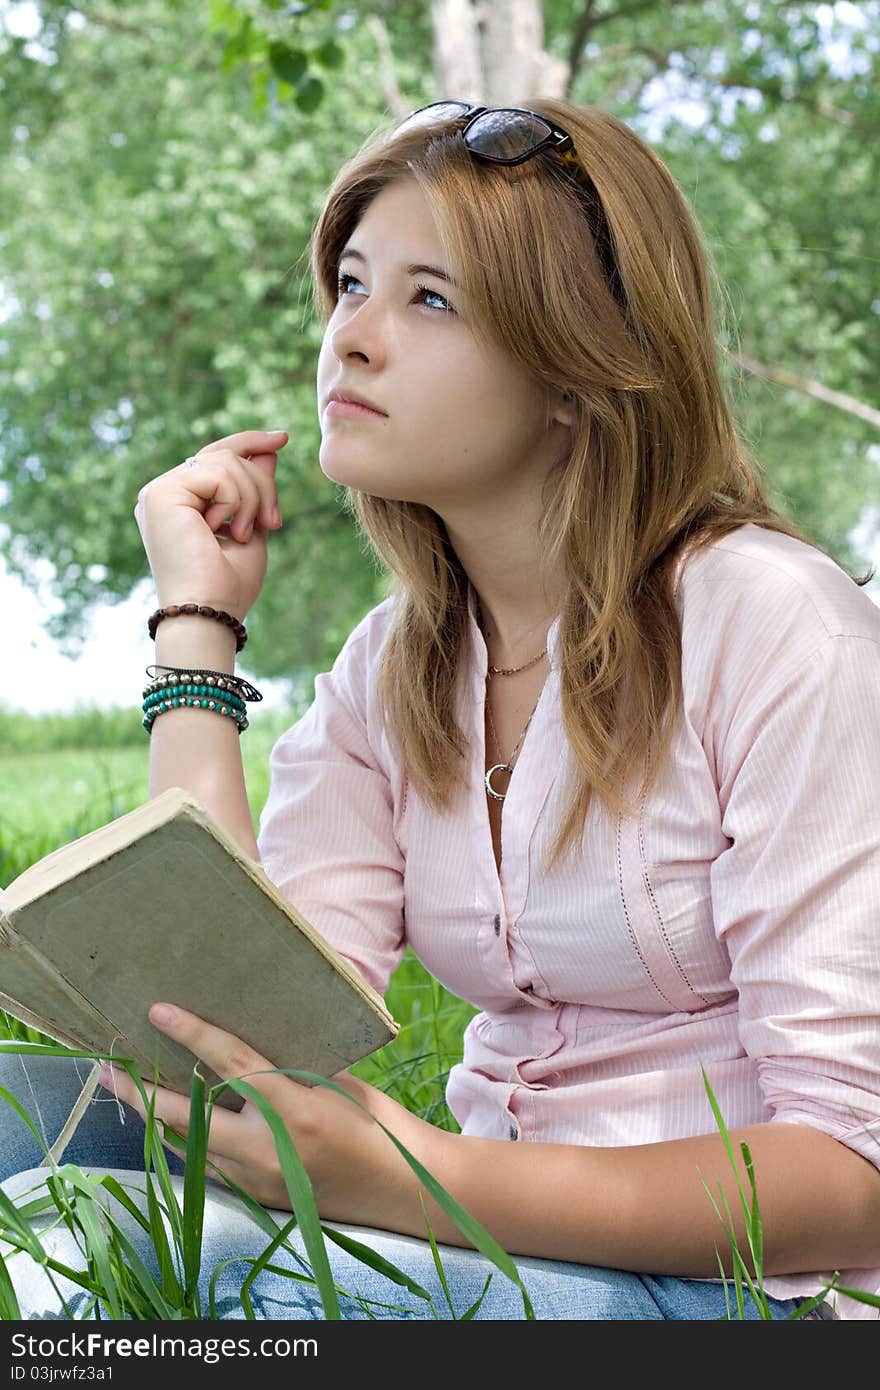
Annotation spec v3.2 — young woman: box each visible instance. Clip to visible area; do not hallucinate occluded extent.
[2,99,878,1321]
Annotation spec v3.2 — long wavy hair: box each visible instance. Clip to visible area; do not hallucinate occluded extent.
[307,98,874,873]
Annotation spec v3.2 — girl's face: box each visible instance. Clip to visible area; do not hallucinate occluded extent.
[317,178,571,514]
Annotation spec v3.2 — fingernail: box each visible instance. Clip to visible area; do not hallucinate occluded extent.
[99,1064,113,1086]
[150,1004,177,1026]
[271,505,282,526]
[269,429,287,437]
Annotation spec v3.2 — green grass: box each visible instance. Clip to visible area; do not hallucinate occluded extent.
[1,707,877,1320]
[0,704,296,885]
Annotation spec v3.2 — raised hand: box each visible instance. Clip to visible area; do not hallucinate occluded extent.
[134,428,289,622]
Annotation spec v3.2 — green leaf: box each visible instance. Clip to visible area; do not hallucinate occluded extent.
[460,1273,494,1319]
[295,75,324,115]
[53,1171,124,1320]
[312,39,344,70]
[268,42,307,87]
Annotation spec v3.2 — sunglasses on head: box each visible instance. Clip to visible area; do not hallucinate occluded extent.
[394,100,625,307]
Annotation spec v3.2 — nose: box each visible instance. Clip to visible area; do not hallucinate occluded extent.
[328,290,395,366]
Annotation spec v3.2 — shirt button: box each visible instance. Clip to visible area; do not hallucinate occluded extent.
[493,913,501,936]
[508,1123,519,1141]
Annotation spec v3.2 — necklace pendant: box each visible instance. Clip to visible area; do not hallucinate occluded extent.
[485,762,512,801]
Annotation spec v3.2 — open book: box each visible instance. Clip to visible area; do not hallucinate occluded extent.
[0,787,399,1114]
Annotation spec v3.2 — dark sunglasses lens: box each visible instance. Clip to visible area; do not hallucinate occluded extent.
[464,110,550,160]
[396,102,472,134]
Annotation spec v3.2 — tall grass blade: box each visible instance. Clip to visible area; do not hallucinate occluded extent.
[419,1194,456,1318]
[232,1214,301,1320]
[181,1067,208,1309]
[320,1225,435,1305]
[210,1077,341,1319]
[0,1244,22,1319]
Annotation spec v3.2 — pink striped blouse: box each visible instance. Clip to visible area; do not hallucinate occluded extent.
[257,522,880,1319]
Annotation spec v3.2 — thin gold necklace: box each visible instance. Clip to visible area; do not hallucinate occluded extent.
[476,599,548,675]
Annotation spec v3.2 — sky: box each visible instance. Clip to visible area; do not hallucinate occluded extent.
[1,0,877,715]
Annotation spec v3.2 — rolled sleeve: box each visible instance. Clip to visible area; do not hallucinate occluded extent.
[256,619,406,1000]
[710,633,880,1168]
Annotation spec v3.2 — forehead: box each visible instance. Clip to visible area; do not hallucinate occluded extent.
[348,179,443,251]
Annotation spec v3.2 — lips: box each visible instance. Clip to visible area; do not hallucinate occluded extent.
[329,389,386,416]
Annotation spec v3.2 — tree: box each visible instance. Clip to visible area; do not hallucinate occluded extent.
[1,0,877,682]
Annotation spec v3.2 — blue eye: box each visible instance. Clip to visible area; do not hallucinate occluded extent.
[335,271,454,315]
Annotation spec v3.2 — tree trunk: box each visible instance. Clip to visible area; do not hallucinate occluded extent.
[430,0,569,104]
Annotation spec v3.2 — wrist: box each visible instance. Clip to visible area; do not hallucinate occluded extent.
[153,614,238,673]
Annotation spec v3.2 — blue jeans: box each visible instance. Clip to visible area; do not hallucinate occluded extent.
[0,1055,829,1321]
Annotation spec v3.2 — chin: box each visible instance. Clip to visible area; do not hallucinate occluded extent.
[318,454,423,504]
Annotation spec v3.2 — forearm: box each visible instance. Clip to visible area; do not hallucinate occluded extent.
[148,616,260,861]
[378,1118,880,1278]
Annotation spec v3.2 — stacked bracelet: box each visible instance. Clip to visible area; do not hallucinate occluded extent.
[141,665,263,737]
[148,603,248,652]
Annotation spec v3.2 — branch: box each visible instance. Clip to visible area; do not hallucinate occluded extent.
[710,71,868,135]
[592,0,824,23]
[364,15,410,121]
[588,0,705,30]
[729,352,880,430]
[566,0,600,93]
[67,6,157,39]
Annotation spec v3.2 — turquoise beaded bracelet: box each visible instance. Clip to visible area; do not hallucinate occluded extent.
[142,690,249,734]
[143,683,246,715]
[142,666,258,736]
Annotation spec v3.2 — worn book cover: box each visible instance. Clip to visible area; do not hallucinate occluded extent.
[0,787,399,1111]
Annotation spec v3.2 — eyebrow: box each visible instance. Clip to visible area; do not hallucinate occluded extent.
[338,245,459,289]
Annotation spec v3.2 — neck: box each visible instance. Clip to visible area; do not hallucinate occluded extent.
[479,605,551,673]
[441,518,563,667]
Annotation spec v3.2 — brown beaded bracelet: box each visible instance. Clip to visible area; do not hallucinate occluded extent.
[147,603,248,652]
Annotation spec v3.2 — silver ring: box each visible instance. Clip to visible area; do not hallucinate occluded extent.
[183,455,200,468]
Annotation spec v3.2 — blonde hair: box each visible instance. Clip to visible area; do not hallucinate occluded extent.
[307,99,874,873]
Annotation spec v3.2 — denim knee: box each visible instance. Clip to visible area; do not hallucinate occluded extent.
[0,1051,185,1181]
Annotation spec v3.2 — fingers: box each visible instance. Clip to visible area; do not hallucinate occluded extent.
[206,428,288,464]
[147,1004,287,1102]
[176,448,281,540]
[134,429,286,543]
[101,1066,195,1134]
[100,1062,252,1162]
[155,1122,239,1191]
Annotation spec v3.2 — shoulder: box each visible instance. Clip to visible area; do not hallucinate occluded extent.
[675,522,880,682]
